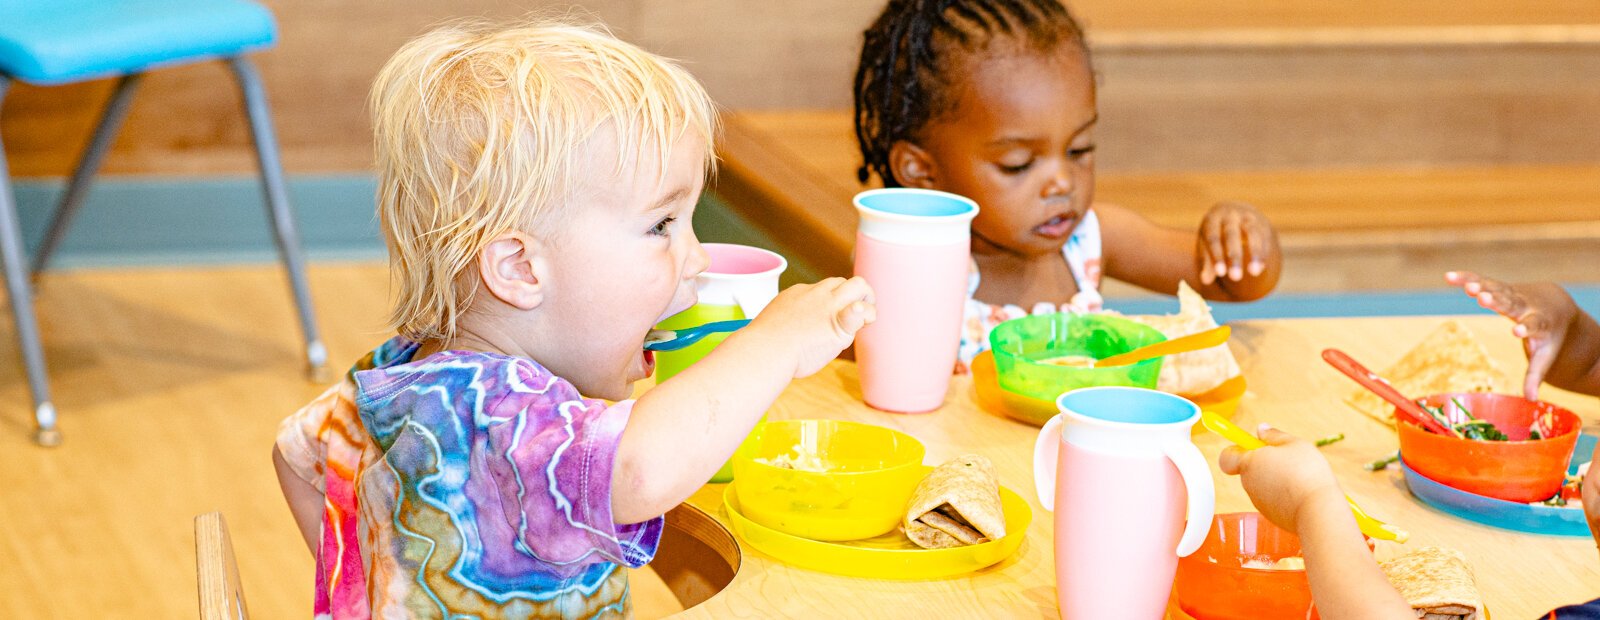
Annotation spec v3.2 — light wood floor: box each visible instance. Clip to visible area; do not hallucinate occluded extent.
[0,263,687,619]
[0,264,368,618]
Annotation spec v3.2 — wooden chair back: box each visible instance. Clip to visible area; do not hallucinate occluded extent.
[194,512,250,620]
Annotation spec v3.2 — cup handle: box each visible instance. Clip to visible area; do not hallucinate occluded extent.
[1032,414,1064,512]
[732,290,776,318]
[1163,439,1216,557]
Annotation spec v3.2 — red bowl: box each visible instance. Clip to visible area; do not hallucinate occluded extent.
[1174,513,1316,620]
[1397,392,1582,503]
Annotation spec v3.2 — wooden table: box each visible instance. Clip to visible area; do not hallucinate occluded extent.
[666,315,1599,618]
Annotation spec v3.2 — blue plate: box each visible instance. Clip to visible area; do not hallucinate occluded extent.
[1399,433,1594,537]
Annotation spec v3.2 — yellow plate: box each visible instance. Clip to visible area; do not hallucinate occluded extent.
[722,468,1032,580]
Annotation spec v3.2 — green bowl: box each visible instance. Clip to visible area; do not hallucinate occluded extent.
[989,313,1166,402]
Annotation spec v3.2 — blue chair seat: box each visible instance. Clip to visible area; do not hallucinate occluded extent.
[0,0,276,85]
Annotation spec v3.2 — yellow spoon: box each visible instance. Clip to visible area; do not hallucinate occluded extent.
[1095,325,1231,368]
[1200,410,1410,543]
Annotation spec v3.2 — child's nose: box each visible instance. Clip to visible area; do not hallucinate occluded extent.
[1042,164,1074,197]
[684,238,710,279]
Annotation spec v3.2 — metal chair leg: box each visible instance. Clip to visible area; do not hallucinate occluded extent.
[0,77,60,446]
[31,73,143,279]
[226,56,328,381]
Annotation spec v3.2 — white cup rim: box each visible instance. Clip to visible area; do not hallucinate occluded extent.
[699,243,788,281]
[853,188,979,223]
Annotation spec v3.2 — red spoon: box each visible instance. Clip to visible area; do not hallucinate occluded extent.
[1321,348,1457,436]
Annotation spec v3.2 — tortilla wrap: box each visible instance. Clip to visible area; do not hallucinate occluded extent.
[1125,281,1242,396]
[1344,320,1506,426]
[904,455,1006,549]
[1378,546,1482,620]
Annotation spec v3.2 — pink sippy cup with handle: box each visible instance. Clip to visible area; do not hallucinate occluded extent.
[1033,386,1216,619]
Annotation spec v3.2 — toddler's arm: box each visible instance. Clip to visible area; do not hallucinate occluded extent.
[612,277,875,524]
[1446,271,1600,398]
[1097,202,1282,302]
[1220,427,1411,620]
[273,446,323,553]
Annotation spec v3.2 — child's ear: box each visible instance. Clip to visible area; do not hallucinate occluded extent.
[477,232,549,311]
[888,140,938,189]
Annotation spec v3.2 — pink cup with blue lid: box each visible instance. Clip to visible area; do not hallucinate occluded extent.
[851,188,978,413]
[1033,386,1215,618]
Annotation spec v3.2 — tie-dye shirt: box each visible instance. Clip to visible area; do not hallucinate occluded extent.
[275,336,661,619]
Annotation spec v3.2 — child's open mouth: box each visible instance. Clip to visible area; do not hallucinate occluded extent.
[1033,211,1079,239]
[640,348,656,378]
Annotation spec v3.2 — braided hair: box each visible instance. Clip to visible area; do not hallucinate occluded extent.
[853,0,1089,186]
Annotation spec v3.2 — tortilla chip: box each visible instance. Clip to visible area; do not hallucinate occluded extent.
[1125,281,1242,396]
[904,455,1006,549]
[1344,320,1506,425]
[1378,546,1482,620]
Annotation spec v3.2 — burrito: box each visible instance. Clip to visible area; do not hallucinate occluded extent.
[1344,320,1506,426]
[1378,546,1483,620]
[903,455,1006,549]
[1125,281,1242,397]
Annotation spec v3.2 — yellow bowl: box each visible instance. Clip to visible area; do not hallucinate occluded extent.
[973,350,1246,429]
[731,420,926,541]
[723,476,1032,579]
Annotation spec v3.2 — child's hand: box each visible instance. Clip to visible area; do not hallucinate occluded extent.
[1219,426,1344,535]
[1197,201,1277,285]
[1445,271,1579,399]
[747,276,876,378]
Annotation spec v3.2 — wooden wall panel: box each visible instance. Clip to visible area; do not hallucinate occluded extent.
[4,0,1600,177]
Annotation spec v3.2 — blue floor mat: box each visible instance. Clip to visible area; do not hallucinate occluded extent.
[1107,286,1600,321]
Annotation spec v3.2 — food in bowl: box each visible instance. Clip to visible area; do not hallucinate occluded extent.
[1398,392,1582,503]
[989,313,1167,402]
[754,443,831,472]
[1175,512,1314,620]
[1238,556,1305,570]
[1040,354,1097,368]
[903,455,1005,549]
[732,420,926,541]
[1414,397,1536,441]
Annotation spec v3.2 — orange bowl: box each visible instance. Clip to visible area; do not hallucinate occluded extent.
[1397,392,1582,503]
[1174,513,1316,620]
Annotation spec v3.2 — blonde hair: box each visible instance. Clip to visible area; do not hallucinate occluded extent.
[371,18,718,342]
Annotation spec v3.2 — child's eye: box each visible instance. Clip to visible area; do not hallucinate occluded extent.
[998,159,1034,174]
[649,216,676,237]
[1068,145,1097,159]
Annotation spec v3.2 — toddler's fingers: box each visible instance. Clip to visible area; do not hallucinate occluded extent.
[1475,283,1524,319]
[835,301,873,335]
[1196,241,1218,285]
[1219,446,1246,475]
[1223,212,1245,281]
[1514,309,1555,339]
[1444,270,1480,288]
[835,276,875,305]
[1523,336,1558,400]
[1201,218,1227,279]
[1245,217,1270,276]
[1255,424,1300,446]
